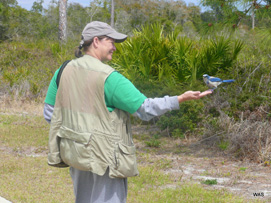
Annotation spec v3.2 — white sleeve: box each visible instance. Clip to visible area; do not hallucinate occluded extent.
[132,96,179,121]
[43,103,54,123]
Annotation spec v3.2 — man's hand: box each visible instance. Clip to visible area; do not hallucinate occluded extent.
[177,90,212,103]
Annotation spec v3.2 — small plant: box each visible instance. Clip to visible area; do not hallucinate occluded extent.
[171,129,185,139]
[145,134,161,148]
[264,161,270,167]
[201,179,218,185]
[154,159,172,170]
[223,172,231,177]
[218,140,229,151]
[239,167,247,172]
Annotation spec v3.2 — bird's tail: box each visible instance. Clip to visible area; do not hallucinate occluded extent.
[222,79,235,83]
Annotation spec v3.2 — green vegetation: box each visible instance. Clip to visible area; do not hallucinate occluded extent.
[112,24,244,84]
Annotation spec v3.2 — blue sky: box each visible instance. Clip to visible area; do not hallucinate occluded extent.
[17,0,203,11]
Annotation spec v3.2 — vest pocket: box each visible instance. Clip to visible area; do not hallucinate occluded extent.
[58,126,92,171]
[113,143,139,178]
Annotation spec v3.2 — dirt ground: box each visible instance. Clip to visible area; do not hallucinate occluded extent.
[1,100,271,202]
[153,149,271,202]
[132,125,271,202]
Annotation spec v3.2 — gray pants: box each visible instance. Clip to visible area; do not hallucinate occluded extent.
[70,167,127,203]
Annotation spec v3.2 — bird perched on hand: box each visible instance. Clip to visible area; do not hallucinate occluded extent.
[203,74,235,90]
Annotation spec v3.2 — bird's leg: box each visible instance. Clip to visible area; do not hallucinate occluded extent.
[210,88,216,92]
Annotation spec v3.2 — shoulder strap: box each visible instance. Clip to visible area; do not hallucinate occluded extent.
[56,60,71,88]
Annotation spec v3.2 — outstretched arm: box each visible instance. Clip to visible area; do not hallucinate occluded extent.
[133,90,212,121]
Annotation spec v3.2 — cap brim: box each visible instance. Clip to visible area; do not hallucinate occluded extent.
[107,31,127,43]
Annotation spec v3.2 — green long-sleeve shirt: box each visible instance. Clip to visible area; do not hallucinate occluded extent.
[45,68,146,114]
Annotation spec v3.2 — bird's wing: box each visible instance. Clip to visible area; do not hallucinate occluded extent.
[209,77,222,82]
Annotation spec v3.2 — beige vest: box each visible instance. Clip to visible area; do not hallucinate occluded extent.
[48,55,139,178]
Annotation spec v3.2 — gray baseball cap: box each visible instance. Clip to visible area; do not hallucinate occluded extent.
[80,21,127,45]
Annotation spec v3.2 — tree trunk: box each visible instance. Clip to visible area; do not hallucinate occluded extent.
[111,0,114,28]
[59,0,67,43]
[251,0,255,29]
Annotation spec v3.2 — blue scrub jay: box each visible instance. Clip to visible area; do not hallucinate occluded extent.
[203,74,235,90]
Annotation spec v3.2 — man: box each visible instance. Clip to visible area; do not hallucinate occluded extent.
[44,21,212,203]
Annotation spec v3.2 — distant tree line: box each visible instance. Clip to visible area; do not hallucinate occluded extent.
[0,0,270,42]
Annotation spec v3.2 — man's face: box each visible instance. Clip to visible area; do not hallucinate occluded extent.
[97,37,116,62]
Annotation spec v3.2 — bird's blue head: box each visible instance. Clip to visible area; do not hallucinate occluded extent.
[203,74,209,79]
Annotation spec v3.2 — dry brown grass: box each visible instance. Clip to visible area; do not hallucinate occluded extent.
[229,119,271,163]
[202,110,271,163]
[0,96,43,116]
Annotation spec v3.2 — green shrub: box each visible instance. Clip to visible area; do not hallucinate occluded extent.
[112,23,243,86]
[156,100,204,136]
